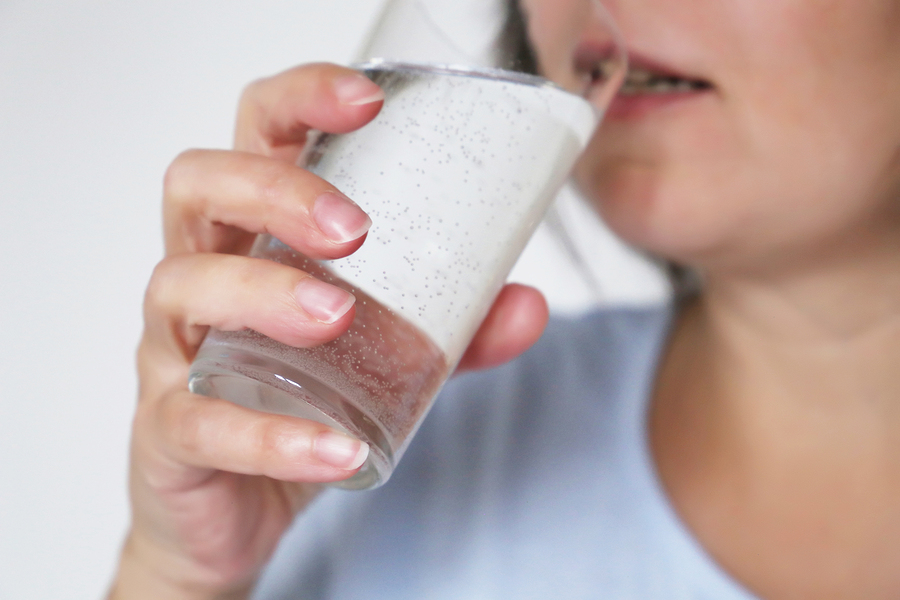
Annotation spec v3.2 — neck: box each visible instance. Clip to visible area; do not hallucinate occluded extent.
[696,224,900,417]
[650,219,900,525]
[648,216,900,598]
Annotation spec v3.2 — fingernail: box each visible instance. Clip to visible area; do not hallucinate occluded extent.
[334,74,385,106]
[294,278,355,324]
[313,191,372,243]
[315,431,369,470]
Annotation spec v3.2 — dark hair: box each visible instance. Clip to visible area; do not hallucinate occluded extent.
[498,0,539,74]
[498,0,696,303]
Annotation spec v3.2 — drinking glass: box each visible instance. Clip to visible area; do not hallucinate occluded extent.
[189,0,626,489]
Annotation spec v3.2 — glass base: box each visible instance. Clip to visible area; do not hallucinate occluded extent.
[189,347,394,490]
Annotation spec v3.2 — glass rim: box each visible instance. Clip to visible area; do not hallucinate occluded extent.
[352,58,599,104]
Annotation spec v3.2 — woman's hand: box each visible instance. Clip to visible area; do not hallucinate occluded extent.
[107,63,548,600]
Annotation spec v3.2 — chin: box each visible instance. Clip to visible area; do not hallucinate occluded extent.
[573,158,735,267]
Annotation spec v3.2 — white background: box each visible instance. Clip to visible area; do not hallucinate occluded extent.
[0,2,665,598]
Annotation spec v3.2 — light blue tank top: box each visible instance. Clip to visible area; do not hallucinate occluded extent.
[253,305,758,600]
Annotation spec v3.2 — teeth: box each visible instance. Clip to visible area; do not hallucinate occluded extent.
[588,58,620,82]
[619,68,707,95]
[584,62,710,95]
[626,69,653,85]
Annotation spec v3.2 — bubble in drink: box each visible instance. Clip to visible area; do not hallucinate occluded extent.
[190,62,598,488]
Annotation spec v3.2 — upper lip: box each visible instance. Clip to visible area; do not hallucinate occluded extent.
[623,51,709,84]
[573,43,712,88]
[615,50,714,97]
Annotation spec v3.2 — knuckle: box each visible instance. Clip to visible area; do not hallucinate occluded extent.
[235,78,271,153]
[135,337,162,399]
[143,256,183,314]
[131,388,156,428]
[235,256,269,287]
[251,161,294,212]
[238,76,268,111]
[253,417,296,464]
[250,169,316,234]
[167,396,206,456]
[213,254,266,293]
[131,388,173,457]
[163,148,204,202]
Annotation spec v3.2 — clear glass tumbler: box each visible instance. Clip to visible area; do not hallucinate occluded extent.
[189,0,626,489]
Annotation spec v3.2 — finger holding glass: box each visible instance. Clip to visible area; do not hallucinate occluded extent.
[189,0,627,490]
[111,59,551,599]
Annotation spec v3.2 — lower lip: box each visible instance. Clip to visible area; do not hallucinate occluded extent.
[604,89,711,120]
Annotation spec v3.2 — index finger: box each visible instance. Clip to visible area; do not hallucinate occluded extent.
[236,62,385,161]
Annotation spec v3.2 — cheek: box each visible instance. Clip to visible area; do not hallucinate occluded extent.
[728,1,900,242]
[575,0,900,264]
[579,98,900,264]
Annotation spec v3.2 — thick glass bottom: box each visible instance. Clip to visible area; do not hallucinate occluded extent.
[189,346,394,490]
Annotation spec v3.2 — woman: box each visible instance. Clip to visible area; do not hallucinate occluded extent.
[107,0,900,598]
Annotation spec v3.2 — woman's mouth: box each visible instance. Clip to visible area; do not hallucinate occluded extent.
[573,44,713,119]
[605,54,714,120]
[618,66,711,95]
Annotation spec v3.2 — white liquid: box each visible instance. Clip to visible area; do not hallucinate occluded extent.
[191,63,597,487]
[307,62,596,359]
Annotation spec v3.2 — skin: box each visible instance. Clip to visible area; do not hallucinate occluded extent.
[107,65,547,600]
[109,1,900,598]
[548,0,900,598]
